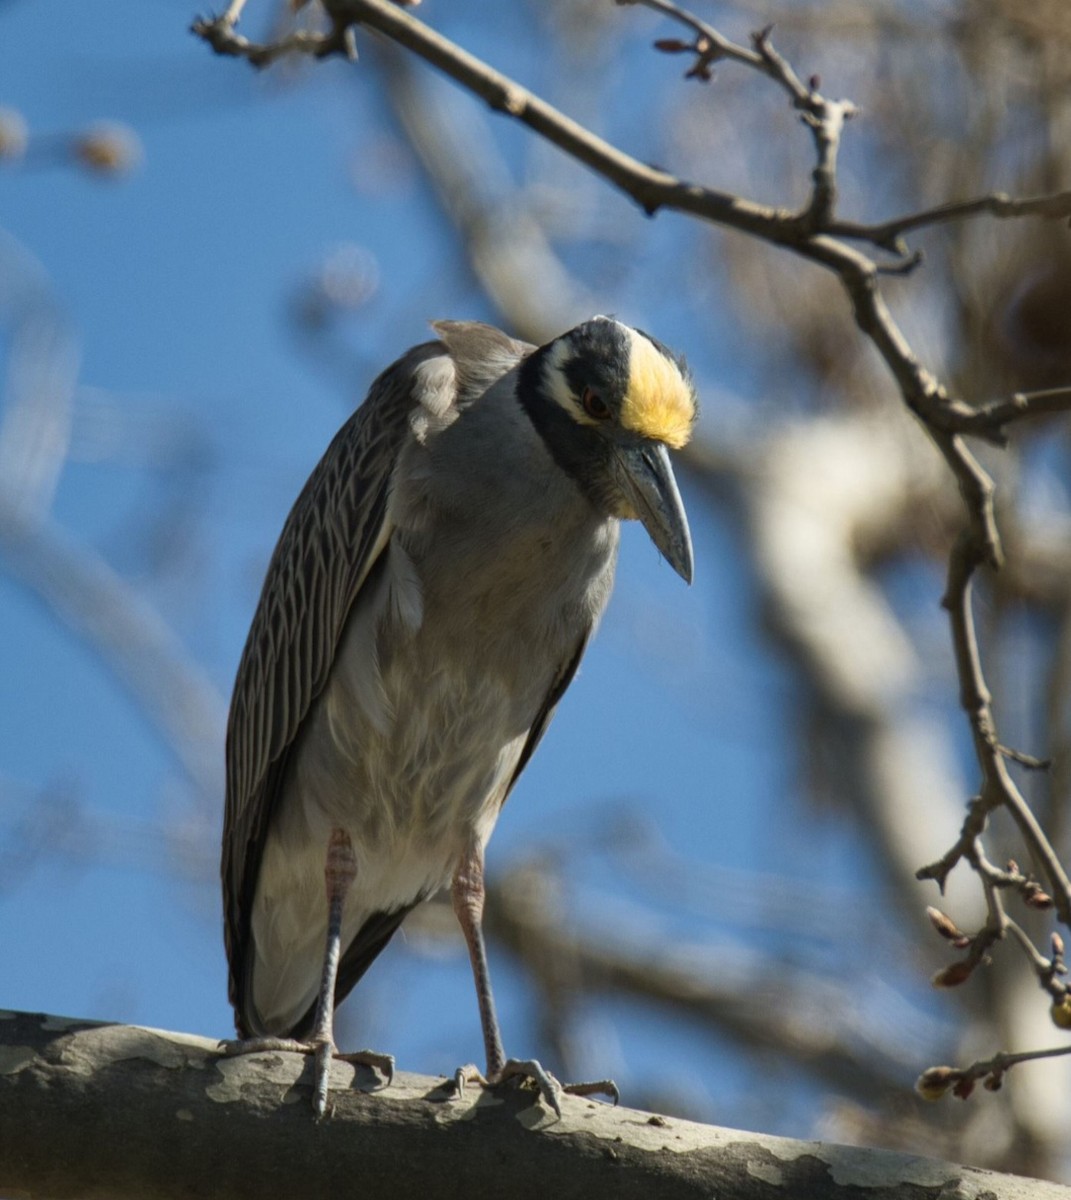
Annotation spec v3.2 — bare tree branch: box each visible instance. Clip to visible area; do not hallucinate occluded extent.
[831,193,1071,252]
[918,1044,1071,1104]
[194,0,790,231]
[935,534,1071,925]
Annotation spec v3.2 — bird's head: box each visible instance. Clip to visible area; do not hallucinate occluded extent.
[518,317,696,583]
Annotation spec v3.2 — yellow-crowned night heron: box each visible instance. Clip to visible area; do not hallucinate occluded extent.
[222,318,695,1115]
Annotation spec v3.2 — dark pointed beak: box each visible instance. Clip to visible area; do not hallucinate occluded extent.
[614,441,694,583]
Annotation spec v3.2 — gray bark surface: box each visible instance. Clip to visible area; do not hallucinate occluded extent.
[0,1010,1063,1199]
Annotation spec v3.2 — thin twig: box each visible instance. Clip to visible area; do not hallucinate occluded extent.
[918,1044,1071,1101]
[1005,921,1067,1003]
[998,744,1052,771]
[935,526,1071,923]
[831,190,1071,251]
[196,0,786,228]
[622,0,827,116]
[944,386,1071,441]
[192,11,356,65]
[917,797,989,894]
[626,0,857,228]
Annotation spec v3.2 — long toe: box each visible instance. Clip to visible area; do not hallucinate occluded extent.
[218,1035,313,1058]
[217,1036,394,1116]
[563,1078,620,1105]
[336,1048,395,1086]
[492,1061,620,1115]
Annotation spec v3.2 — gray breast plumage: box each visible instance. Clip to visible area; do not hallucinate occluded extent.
[246,356,619,1035]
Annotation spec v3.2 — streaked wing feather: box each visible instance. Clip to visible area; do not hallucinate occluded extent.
[223,340,445,1016]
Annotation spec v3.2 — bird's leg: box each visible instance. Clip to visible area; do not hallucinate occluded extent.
[450,839,617,1116]
[220,828,393,1116]
[452,837,506,1079]
[306,826,357,1116]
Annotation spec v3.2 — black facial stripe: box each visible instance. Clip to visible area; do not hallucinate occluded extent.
[517,346,618,514]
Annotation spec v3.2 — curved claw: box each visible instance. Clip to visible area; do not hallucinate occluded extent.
[451,1062,487,1101]
[315,1046,394,1113]
[337,1048,395,1087]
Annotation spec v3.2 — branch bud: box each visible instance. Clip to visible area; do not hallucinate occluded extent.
[915,1066,956,1101]
[653,38,692,53]
[1050,997,1071,1030]
[926,906,963,940]
[932,960,974,988]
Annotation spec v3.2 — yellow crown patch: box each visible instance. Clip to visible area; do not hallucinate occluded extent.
[619,329,695,450]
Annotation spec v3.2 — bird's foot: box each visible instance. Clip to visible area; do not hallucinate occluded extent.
[218,1036,394,1116]
[451,1058,619,1118]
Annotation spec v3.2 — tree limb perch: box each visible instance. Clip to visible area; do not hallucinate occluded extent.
[1,1009,1060,1199]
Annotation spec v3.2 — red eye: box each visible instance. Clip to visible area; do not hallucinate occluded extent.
[581,386,611,420]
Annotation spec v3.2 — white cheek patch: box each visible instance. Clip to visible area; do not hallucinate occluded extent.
[542,340,599,428]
